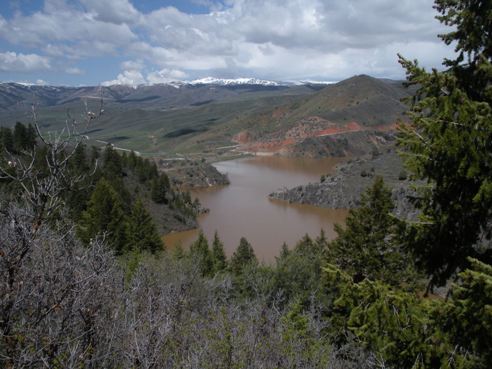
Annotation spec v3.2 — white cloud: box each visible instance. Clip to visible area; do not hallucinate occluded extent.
[65,66,84,74]
[0,51,51,72]
[102,69,146,86]
[102,67,188,86]
[0,1,137,59]
[79,0,141,24]
[135,0,452,80]
[146,68,188,84]
[121,59,144,71]
[0,0,455,82]
[190,0,226,11]
[127,42,174,62]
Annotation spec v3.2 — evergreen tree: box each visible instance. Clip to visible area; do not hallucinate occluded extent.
[211,231,227,273]
[90,146,100,165]
[172,243,185,260]
[151,173,170,204]
[295,234,323,256]
[323,258,492,369]
[0,127,14,152]
[439,258,492,368]
[323,264,440,368]
[99,146,132,210]
[148,161,159,180]
[230,237,257,275]
[26,124,37,149]
[190,231,213,276]
[13,122,28,152]
[78,178,128,254]
[127,150,138,169]
[327,177,417,287]
[102,144,123,177]
[279,242,290,260]
[69,143,89,175]
[135,156,159,183]
[65,143,91,220]
[273,234,330,304]
[398,0,492,286]
[128,198,163,253]
[315,229,329,251]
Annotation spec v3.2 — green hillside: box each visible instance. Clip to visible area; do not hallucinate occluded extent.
[0,84,313,155]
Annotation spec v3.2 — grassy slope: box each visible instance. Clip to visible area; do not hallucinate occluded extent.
[0,87,313,155]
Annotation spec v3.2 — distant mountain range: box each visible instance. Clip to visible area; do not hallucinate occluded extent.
[0,79,321,112]
[188,77,283,86]
[0,75,412,157]
[8,77,334,89]
[186,77,335,86]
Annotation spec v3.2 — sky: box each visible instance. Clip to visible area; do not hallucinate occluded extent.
[0,0,455,86]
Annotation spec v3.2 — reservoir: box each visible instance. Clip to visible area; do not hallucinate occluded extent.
[164,156,348,262]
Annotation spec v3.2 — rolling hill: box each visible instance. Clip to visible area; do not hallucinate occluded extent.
[214,75,413,157]
[0,75,412,157]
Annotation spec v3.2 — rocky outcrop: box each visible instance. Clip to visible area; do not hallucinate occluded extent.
[157,159,230,189]
[269,149,418,219]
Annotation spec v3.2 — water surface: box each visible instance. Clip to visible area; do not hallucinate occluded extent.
[164,156,348,262]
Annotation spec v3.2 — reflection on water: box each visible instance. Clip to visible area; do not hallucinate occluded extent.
[163,156,348,262]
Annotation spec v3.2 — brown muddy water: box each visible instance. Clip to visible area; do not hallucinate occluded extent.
[163,156,348,262]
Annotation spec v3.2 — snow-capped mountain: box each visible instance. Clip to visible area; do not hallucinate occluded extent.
[188,77,282,86]
[0,78,294,111]
[297,80,337,85]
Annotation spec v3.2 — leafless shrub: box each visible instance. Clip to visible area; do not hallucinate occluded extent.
[0,204,378,368]
[0,204,123,369]
[0,99,102,231]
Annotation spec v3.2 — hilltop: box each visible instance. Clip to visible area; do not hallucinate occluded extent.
[224,75,413,157]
